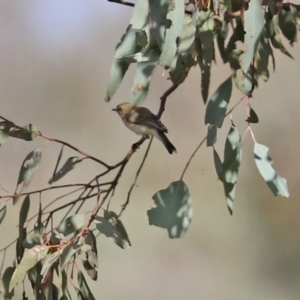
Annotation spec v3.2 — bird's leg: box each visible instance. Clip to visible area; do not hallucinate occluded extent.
[144,135,150,139]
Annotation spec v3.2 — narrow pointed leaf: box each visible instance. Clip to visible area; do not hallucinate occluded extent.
[14,148,42,204]
[0,202,6,225]
[205,76,232,128]
[60,242,84,269]
[48,156,82,184]
[82,260,97,281]
[40,251,60,278]
[148,180,192,238]
[213,148,223,180]
[2,267,15,299]
[77,270,96,300]
[221,122,242,214]
[254,143,289,197]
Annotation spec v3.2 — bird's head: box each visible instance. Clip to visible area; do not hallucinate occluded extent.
[112,102,135,117]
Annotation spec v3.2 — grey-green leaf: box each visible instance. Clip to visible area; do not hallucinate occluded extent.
[147,180,192,238]
[48,156,82,184]
[14,148,42,204]
[221,122,242,214]
[0,121,14,147]
[9,124,38,141]
[207,124,217,147]
[242,0,264,74]
[57,214,85,236]
[0,202,7,225]
[254,143,289,197]
[159,0,185,68]
[246,106,259,123]
[77,270,96,300]
[205,76,232,128]
[95,211,131,249]
[9,245,48,292]
[2,267,15,299]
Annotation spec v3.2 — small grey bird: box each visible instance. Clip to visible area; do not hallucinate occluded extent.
[113,102,176,154]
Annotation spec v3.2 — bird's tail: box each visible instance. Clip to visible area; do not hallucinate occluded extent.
[155,131,177,154]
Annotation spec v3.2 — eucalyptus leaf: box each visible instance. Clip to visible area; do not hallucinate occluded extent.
[77,270,96,300]
[254,143,289,197]
[0,121,14,147]
[148,180,192,238]
[2,267,15,299]
[9,124,38,141]
[57,214,85,236]
[0,202,7,225]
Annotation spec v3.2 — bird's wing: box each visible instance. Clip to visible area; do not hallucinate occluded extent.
[127,106,168,133]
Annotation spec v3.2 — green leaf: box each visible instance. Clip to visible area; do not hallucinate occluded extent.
[148,0,170,50]
[60,242,84,269]
[207,124,217,147]
[22,233,43,249]
[9,124,38,141]
[228,49,244,91]
[105,26,143,102]
[147,180,192,238]
[255,34,271,82]
[197,9,214,103]
[57,214,85,236]
[130,0,149,29]
[278,8,297,45]
[243,64,259,94]
[9,245,48,292]
[0,121,14,147]
[205,76,232,128]
[61,270,71,300]
[242,0,264,74]
[246,106,259,123]
[95,211,131,249]
[14,148,42,204]
[130,60,157,105]
[221,122,242,214]
[216,22,229,63]
[159,0,185,68]
[40,251,60,278]
[82,260,97,281]
[267,14,293,59]
[77,270,96,300]
[48,156,82,184]
[2,267,15,299]
[0,202,7,225]
[254,143,289,197]
[83,230,98,268]
[213,147,223,180]
[225,19,244,61]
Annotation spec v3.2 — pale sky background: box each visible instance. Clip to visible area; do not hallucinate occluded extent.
[0,1,300,299]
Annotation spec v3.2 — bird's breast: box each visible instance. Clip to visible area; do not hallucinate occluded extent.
[122,119,154,135]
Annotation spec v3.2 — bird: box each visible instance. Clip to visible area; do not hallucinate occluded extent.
[112,102,176,154]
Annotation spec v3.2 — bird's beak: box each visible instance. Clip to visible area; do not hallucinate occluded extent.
[112,108,117,111]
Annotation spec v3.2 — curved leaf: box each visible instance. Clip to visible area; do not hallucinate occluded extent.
[77,270,96,300]
[254,143,289,197]
[57,214,85,236]
[2,267,15,299]
[0,202,7,225]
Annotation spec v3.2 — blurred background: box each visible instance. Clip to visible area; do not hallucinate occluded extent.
[0,1,300,299]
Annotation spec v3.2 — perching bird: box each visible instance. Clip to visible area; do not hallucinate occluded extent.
[113,102,176,154]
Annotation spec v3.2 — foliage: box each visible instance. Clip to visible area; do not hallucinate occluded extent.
[0,0,299,298]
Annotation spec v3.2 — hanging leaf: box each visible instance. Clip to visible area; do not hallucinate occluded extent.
[2,267,15,299]
[246,106,259,123]
[221,122,242,214]
[0,202,7,225]
[105,26,143,102]
[76,271,96,300]
[228,49,244,91]
[207,124,217,147]
[0,121,14,147]
[22,233,43,249]
[82,260,97,281]
[57,214,85,236]
[254,143,289,197]
[159,0,185,68]
[40,251,60,279]
[9,245,48,292]
[242,0,264,74]
[130,0,149,29]
[147,180,192,238]
[197,9,214,103]
[14,148,42,204]
[213,147,223,180]
[48,156,82,184]
[60,241,86,269]
[95,211,131,249]
[205,76,232,128]
[278,7,297,45]
[9,124,38,141]
[83,230,98,269]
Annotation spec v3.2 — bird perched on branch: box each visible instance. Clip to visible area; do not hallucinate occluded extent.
[113,102,176,154]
